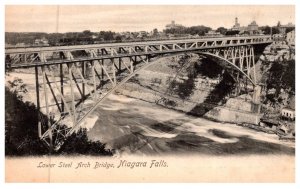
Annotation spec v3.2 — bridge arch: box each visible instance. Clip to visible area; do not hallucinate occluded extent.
[196,51,255,85]
[75,51,256,128]
[44,50,257,149]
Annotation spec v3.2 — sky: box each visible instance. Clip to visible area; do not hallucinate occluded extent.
[5,5,295,33]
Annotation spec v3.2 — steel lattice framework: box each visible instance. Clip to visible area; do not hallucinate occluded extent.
[5,35,272,150]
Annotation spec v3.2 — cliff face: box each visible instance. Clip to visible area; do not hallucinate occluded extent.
[262,42,294,62]
[256,42,295,114]
[204,41,295,123]
[255,41,295,84]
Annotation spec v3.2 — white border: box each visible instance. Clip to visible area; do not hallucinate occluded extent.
[1,0,298,5]
[0,0,298,188]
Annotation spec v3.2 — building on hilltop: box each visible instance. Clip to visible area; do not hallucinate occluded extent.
[232,17,241,31]
[231,17,262,35]
[165,20,183,30]
[247,21,259,34]
[278,22,295,34]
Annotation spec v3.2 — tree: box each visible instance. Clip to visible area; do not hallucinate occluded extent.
[5,78,114,156]
[115,35,122,42]
[260,26,271,35]
[285,28,295,34]
[225,30,239,36]
[59,128,114,156]
[5,86,47,156]
[266,60,295,96]
[99,31,115,41]
[271,26,280,34]
[164,25,212,36]
[83,30,92,37]
[216,27,228,35]
[153,28,159,36]
[282,60,295,92]
[187,25,212,36]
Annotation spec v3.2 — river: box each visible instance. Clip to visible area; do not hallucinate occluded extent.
[87,93,295,156]
[6,72,295,156]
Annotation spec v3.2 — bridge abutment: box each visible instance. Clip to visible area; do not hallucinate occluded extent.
[251,85,262,114]
[252,85,262,104]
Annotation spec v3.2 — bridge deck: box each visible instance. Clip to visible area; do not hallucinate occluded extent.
[5,35,272,54]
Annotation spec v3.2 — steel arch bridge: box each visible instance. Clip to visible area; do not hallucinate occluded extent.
[5,35,272,150]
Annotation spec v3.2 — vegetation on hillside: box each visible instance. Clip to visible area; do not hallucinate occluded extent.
[164,25,212,36]
[262,59,295,109]
[266,60,295,93]
[5,78,114,156]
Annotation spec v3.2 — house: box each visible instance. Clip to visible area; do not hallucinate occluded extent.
[272,33,285,40]
[16,43,27,47]
[205,30,223,37]
[278,22,295,34]
[137,31,148,38]
[281,107,295,120]
[120,31,133,39]
[5,43,15,48]
[34,37,49,46]
[286,30,295,46]
[91,34,98,39]
[247,21,259,35]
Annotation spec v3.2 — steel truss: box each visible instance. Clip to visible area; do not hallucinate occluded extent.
[36,52,151,150]
[5,35,271,68]
[200,45,257,84]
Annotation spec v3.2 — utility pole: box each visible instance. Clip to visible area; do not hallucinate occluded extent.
[270,26,272,36]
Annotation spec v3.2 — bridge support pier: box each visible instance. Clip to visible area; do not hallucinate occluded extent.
[68,63,77,126]
[112,59,117,86]
[82,63,86,97]
[246,85,262,114]
[130,57,134,73]
[118,58,122,72]
[41,66,53,150]
[35,66,42,138]
[252,85,261,104]
[60,64,64,113]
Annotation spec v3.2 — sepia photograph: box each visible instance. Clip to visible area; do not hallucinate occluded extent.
[4,3,296,183]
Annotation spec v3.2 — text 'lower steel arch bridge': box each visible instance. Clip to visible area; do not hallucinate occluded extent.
[5,35,273,150]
